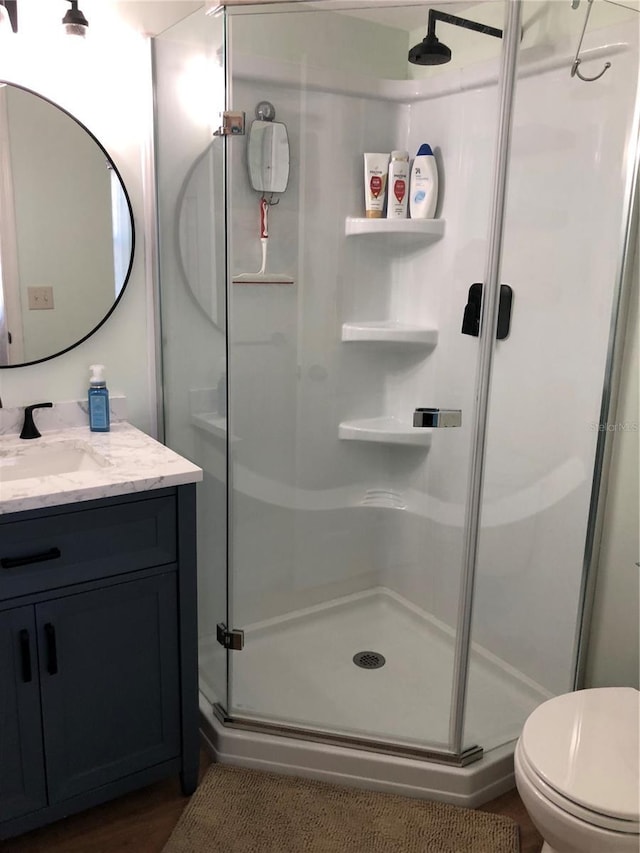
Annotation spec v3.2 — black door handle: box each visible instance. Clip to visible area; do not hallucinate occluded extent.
[44,623,58,675]
[1,547,61,570]
[19,629,32,683]
[462,283,513,340]
[461,283,483,336]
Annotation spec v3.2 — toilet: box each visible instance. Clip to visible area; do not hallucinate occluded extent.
[514,687,639,853]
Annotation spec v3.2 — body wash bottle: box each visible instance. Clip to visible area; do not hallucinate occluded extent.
[88,364,110,432]
[386,150,410,219]
[409,143,438,219]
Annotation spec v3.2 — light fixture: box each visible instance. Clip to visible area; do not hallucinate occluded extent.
[62,0,89,37]
[0,0,17,33]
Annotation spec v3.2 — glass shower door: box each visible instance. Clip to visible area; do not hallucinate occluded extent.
[464,0,640,754]
[153,8,229,711]
[223,0,510,757]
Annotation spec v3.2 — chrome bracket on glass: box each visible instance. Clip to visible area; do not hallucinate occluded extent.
[213,111,246,137]
[413,409,462,428]
[216,623,245,651]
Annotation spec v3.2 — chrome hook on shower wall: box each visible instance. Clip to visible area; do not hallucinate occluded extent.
[571,0,611,82]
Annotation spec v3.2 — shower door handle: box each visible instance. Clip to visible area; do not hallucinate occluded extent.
[462,283,513,339]
[413,409,462,428]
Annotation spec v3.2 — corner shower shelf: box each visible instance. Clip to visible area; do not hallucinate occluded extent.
[345,217,445,240]
[341,322,438,347]
[190,412,239,443]
[339,417,432,447]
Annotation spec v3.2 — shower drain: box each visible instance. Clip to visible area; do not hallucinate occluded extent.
[353,651,386,669]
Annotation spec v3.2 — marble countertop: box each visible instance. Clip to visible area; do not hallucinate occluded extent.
[0,422,202,515]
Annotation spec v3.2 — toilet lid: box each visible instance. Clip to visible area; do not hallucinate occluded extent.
[520,688,639,824]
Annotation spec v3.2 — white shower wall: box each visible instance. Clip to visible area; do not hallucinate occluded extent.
[229,76,410,625]
[227,11,638,708]
[227,50,501,633]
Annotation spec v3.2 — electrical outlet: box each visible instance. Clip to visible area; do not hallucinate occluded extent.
[27,286,54,310]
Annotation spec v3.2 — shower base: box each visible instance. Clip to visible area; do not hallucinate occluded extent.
[199,586,549,806]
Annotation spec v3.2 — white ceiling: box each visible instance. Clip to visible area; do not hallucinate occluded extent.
[109,0,483,36]
[109,0,639,39]
[112,1,202,36]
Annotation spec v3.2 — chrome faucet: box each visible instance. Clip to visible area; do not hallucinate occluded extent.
[20,402,53,440]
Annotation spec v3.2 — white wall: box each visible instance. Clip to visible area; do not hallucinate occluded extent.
[232,7,409,79]
[0,0,156,434]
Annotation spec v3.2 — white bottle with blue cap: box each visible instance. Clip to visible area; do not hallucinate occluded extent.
[409,143,438,219]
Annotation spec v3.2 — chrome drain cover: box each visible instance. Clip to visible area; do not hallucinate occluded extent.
[353,651,386,669]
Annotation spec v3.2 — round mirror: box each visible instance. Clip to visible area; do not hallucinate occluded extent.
[0,82,134,368]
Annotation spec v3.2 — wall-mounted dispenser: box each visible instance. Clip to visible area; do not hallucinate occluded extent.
[234,101,293,284]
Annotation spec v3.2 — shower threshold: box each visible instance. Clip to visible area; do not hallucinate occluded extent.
[200,695,517,808]
[212,702,484,767]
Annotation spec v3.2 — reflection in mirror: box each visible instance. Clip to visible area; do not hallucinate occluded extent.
[0,82,134,368]
[247,119,290,194]
[177,139,225,329]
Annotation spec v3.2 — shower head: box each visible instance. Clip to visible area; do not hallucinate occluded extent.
[408,32,452,66]
[408,9,502,66]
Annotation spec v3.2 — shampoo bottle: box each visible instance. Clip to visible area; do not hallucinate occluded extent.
[409,144,438,219]
[386,150,410,219]
[88,364,110,432]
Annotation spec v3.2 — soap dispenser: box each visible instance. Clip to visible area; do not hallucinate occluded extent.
[88,364,110,432]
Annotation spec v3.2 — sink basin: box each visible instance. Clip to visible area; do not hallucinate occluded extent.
[0,440,111,483]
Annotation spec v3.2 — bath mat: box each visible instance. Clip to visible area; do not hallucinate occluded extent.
[161,764,520,853]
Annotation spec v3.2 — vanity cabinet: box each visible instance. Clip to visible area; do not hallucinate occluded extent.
[0,606,47,823]
[0,485,198,840]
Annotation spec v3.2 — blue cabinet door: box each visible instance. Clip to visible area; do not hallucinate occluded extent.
[0,607,47,823]
[36,573,181,803]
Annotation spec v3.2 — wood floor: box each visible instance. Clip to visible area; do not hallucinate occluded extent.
[1,752,543,853]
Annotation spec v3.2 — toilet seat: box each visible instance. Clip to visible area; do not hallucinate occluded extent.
[518,688,639,834]
[516,739,639,834]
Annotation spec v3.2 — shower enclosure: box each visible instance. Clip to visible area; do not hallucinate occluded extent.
[154,0,639,802]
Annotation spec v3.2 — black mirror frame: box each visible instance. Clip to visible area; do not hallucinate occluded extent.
[0,80,136,370]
